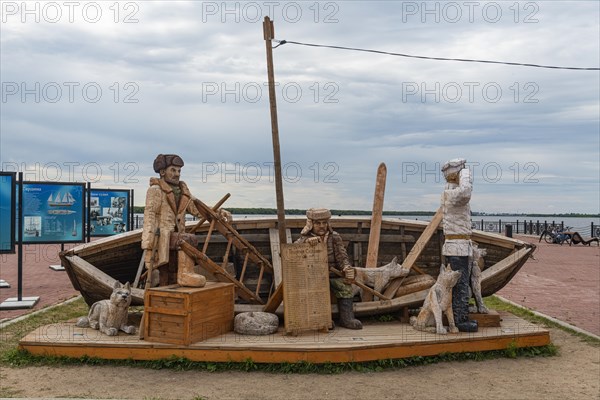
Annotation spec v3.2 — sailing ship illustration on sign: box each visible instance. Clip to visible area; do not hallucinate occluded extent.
[48,192,75,207]
[24,216,41,237]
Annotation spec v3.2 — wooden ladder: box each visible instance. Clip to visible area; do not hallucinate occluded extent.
[182,198,275,305]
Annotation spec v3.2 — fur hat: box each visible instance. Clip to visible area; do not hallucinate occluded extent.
[306,208,331,220]
[441,158,466,178]
[301,208,332,235]
[153,154,184,173]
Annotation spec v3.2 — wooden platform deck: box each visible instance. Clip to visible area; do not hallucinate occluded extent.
[19,312,549,364]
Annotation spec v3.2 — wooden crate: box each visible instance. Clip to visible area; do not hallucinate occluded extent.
[143,282,234,345]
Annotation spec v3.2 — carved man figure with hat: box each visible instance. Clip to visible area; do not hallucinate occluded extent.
[295,208,362,329]
[441,158,478,332]
[141,154,206,288]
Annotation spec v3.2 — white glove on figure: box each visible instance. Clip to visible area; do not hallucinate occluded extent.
[343,266,355,281]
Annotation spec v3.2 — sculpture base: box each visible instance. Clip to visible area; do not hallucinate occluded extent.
[20,311,549,364]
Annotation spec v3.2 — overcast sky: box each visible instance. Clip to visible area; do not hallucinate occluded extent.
[1,1,598,214]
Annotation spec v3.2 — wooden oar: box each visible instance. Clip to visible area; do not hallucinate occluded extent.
[132,250,146,289]
[363,163,387,301]
[329,267,390,301]
[382,207,443,299]
[139,228,160,340]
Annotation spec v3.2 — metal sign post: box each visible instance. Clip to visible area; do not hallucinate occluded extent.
[0,172,40,310]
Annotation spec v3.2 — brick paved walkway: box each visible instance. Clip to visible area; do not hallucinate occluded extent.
[0,244,79,322]
[1,237,599,336]
[498,235,599,336]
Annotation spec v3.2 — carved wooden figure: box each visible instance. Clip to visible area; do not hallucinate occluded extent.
[141,154,206,288]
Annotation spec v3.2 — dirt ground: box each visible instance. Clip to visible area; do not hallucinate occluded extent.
[1,328,598,400]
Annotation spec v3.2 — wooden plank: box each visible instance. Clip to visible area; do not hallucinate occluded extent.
[443,310,501,328]
[480,247,532,280]
[332,233,415,243]
[399,226,407,260]
[149,313,185,324]
[263,283,283,313]
[383,208,443,299]
[146,306,188,316]
[363,163,387,302]
[269,228,292,287]
[148,297,185,308]
[201,219,216,254]
[366,163,387,269]
[402,207,443,271]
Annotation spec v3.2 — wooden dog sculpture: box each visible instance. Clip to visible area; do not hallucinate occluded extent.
[76,281,136,336]
[469,243,489,314]
[410,264,461,334]
[353,257,410,300]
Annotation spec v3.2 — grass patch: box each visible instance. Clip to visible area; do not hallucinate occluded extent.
[0,297,89,362]
[0,294,576,371]
[2,344,558,373]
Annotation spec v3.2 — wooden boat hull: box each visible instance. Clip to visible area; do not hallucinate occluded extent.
[60,217,534,316]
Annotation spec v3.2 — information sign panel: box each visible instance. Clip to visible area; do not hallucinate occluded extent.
[89,189,130,236]
[18,182,85,244]
[0,172,16,253]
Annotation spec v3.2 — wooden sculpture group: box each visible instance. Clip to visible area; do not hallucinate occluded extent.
[82,154,489,338]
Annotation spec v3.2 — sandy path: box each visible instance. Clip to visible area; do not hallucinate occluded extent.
[1,328,598,400]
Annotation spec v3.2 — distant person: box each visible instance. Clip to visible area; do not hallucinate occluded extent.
[295,208,362,329]
[141,154,207,287]
[441,158,478,332]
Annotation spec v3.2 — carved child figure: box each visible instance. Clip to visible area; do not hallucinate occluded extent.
[76,281,136,336]
[410,265,461,335]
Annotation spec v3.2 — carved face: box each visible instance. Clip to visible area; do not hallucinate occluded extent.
[161,165,181,185]
[444,171,459,184]
[311,219,329,237]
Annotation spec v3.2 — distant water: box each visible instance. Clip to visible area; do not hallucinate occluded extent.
[386,215,599,236]
[387,214,598,227]
[231,214,600,236]
[134,213,600,236]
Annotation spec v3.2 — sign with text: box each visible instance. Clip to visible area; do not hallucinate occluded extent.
[89,189,130,236]
[18,182,85,244]
[281,242,332,334]
[0,172,16,253]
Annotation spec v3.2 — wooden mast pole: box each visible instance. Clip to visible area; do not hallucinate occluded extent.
[263,16,287,245]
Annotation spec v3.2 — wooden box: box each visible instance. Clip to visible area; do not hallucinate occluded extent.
[143,282,234,345]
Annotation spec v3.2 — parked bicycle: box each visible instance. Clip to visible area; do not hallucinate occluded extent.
[539,225,572,245]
